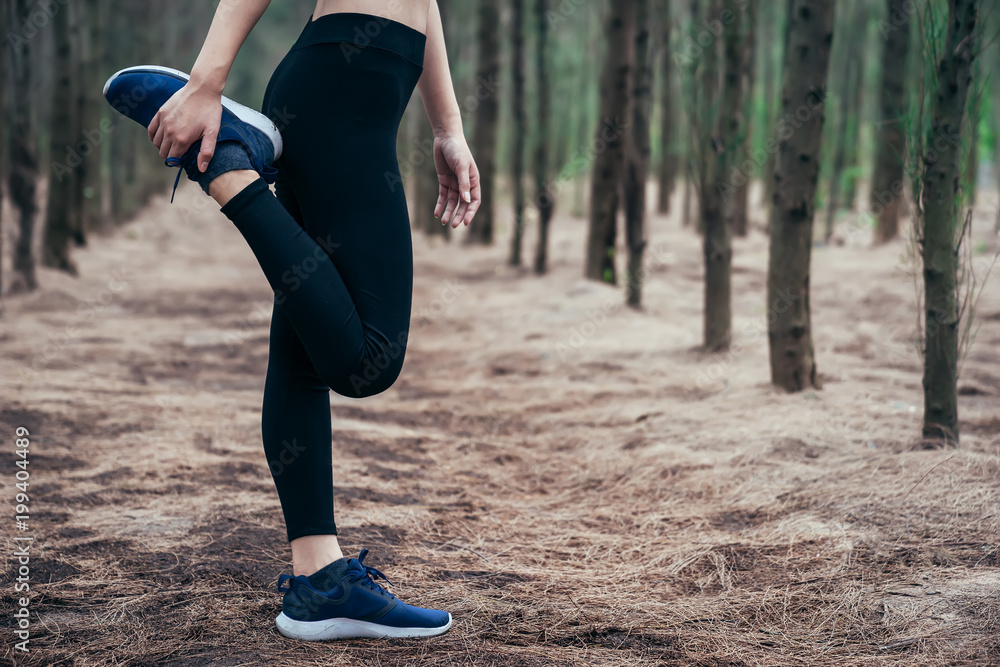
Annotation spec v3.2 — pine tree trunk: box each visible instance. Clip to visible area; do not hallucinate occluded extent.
[532,0,555,275]
[767,0,836,392]
[703,0,747,351]
[69,0,88,246]
[871,0,911,245]
[823,3,862,242]
[655,0,675,215]
[8,0,40,295]
[77,0,104,242]
[585,0,636,283]
[962,115,978,206]
[0,0,8,298]
[764,0,797,222]
[44,0,78,274]
[682,166,693,226]
[694,0,722,238]
[466,0,500,245]
[625,0,652,308]
[97,0,113,224]
[920,0,977,444]
[732,0,758,238]
[509,0,527,266]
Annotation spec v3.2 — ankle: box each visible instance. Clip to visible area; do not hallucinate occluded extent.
[208,169,261,206]
[291,534,345,577]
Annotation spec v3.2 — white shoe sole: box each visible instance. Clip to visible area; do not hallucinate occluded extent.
[102,64,283,160]
[275,611,452,640]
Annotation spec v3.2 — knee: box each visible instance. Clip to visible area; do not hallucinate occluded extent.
[328,332,408,398]
[330,354,405,398]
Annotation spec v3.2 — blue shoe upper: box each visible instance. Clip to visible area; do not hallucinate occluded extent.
[277,549,450,629]
[104,68,277,202]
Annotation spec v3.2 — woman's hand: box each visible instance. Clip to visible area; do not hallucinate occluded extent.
[433,134,481,228]
[147,80,224,172]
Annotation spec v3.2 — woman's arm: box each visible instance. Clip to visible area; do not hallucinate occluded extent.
[417,1,481,227]
[148,0,272,171]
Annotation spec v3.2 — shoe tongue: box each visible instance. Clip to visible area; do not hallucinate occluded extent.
[306,557,352,591]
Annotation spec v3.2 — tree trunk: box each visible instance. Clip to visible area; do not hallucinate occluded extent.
[823,2,862,242]
[585,0,636,283]
[465,0,500,245]
[79,0,105,240]
[920,0,977,445]
[625,0,652,308]
[509,0,527,265]
[655,0,675,215]
[70,0,89,246]
[0,0,8,298]
[44,0,78,275]
[691,0,716,240]
[703,0,747,351]
[767,0,836,392]
[532,0,555,275]
[962,108,978,206]
[732,0,758,237]
[682,164,694,226]
[763,0,797,221]
[8,0,40,295]
[871,0,911,245]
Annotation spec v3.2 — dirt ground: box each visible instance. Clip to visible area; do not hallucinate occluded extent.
[1,182,999,666]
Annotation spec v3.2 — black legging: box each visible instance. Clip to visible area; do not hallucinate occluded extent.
[218,14,426,541]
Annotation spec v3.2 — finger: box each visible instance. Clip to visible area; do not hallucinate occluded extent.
[434,184,449,219]
[462,199,482,226]
[464,181,483,226]
[148,113,161,143]
[152,123,166,151]
[159,138,172,160]
[441,190,459,225]
[168,134,194,161]
[457,161,472,204]
[199,127,218,172]
[451,196,469,229]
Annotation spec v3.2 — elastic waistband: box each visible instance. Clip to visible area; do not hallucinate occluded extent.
[293,12,426,68]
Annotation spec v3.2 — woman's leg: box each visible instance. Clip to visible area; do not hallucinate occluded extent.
[209,173,410,398]
[256,172,344,575]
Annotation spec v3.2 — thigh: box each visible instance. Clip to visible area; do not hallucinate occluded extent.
[263,45,414,356]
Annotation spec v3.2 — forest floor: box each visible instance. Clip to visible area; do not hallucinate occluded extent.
[1,183,999,667]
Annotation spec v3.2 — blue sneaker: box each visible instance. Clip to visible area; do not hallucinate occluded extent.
[102,65,281,202]
[275,548,452,640]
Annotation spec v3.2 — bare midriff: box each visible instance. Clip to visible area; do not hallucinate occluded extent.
[312,0,429,35]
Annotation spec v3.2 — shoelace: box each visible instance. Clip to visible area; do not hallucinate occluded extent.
[350,548,396,599]
[275,548,395,599]
[163,138,278,204]
[163,146,200,204]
